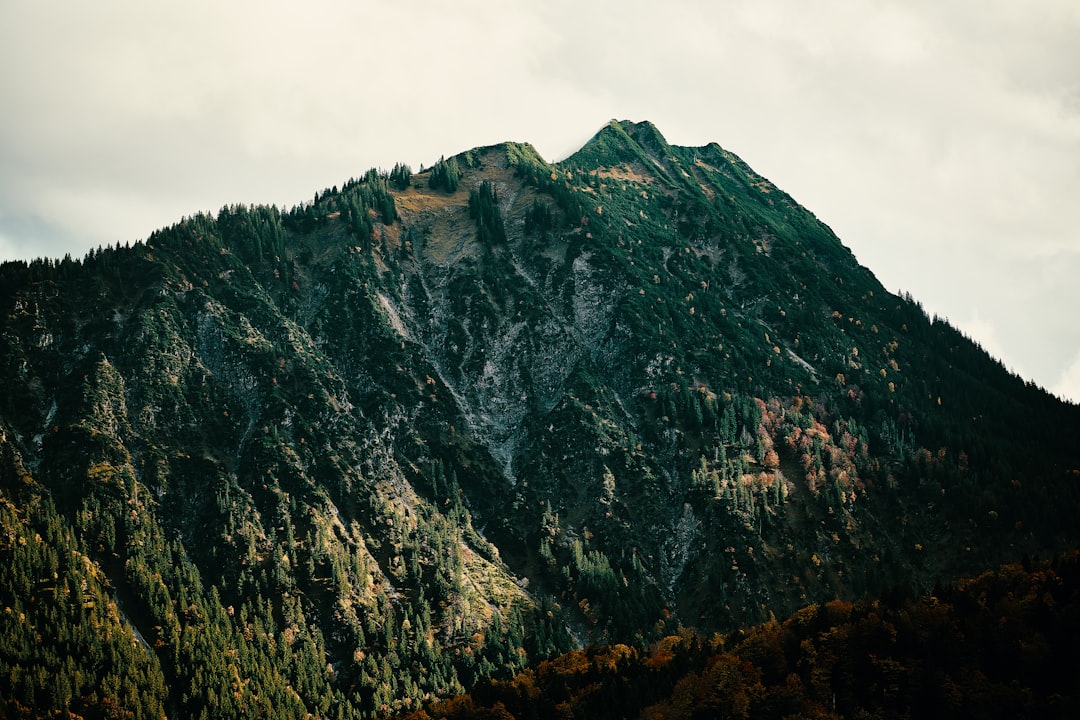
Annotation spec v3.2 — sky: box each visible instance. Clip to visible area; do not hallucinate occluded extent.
[2,1,1079,402]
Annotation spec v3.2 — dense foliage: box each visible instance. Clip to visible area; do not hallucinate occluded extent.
[428,156,461,194]
[399,554,1080,720]
[0,121,1077,717]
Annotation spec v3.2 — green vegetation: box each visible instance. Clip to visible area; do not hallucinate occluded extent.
[468,182,507,248]
[428,156,461,193]
[390,163,413,191]
[0,483,168,718]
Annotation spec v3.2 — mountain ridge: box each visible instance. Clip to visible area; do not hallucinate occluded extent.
[0,120,1077,718]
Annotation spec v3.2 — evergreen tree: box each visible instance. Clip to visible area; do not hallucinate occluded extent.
[429,156,461,193]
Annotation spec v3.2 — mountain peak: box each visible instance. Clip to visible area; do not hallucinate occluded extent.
[447,140,550,172]
[614,118,670,150]
[564,119,673,171]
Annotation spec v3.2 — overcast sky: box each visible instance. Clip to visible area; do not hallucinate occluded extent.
[3,1,1079,402]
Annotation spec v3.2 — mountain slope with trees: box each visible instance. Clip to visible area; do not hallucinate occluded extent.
[399,553,1080,720]
[0,120,1077,718]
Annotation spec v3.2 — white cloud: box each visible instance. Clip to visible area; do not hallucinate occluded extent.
[1053,350,1080,404]
[952,313,1022,376]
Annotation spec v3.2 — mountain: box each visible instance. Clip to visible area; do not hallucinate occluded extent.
[1,119,1077,718]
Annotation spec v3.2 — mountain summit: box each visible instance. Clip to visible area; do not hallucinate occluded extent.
[1,120,1077,718]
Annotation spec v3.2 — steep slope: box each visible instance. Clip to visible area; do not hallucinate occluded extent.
[0,120,1077,718]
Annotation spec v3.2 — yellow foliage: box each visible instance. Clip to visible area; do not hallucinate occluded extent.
[87,462,116,484]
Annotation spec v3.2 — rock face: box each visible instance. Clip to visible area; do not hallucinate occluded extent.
[1,120,1078,718]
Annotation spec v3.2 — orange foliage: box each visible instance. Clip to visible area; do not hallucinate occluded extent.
[405,555,1080,720]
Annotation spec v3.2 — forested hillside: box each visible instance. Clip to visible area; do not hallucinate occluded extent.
[1,120,1077,717]
[397,554,1080,720]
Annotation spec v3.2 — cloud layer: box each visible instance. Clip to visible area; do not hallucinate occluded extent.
[3,1,1078,400]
